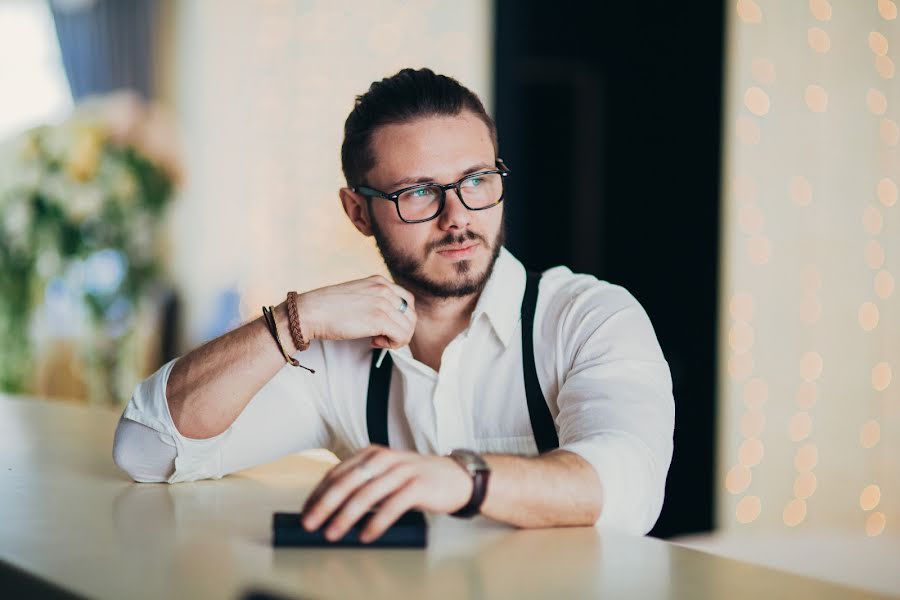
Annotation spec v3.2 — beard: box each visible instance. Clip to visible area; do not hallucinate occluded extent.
[369,208,505,299]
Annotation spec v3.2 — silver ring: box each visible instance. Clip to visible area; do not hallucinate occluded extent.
[357,463,377,482]
[398,298,409,314]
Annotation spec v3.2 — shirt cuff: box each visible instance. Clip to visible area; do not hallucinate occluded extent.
[122,357,232,483]
[560,431,662,535]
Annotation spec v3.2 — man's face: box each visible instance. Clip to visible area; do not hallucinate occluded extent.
[362,111,505,298]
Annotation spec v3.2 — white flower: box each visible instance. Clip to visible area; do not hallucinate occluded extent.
[3,197,31,238]
[66,184,105,223]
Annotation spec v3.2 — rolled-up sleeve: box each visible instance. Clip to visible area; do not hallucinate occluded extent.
[116,341,334,483]
[550,280,675,535]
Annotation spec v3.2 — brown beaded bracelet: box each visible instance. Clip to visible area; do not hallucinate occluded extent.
[262,305,315,373]
[286,291,310,352]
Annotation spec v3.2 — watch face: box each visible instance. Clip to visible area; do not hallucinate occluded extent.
[451,449,489,472]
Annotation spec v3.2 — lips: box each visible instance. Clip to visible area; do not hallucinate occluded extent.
[436,243,479,259]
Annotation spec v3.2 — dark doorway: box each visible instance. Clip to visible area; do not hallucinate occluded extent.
[494,0,725,538]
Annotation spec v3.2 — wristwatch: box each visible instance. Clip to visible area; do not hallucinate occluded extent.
[446,449,491,518]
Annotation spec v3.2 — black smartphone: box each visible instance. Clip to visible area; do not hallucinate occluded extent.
[272,510,427,548]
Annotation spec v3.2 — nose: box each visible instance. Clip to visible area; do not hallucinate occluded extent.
[437,187,471,230]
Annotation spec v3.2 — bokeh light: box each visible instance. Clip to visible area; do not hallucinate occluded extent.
[807,27,830,53]
[863,205,884,235]
[809,0,832,21]
[866,512,887,536]
[880,118,899,145]
[867,88,888,115]
[736,495,762,523]
[739,438,765,467]
[858,301,880,331]
[737,0,762,23]
[729,353,755,381]
[795,382,817,409]
[874,270,894,299]
[860,484,881,511]
[794,443,819,472]
[726,464,752,494]
[745,86,770,115]
[729,320,755,353]
[875,55,895,78]
[788,411,813,441]
[877,177,897,206]
[799,351,824,382]
[860,419,881,448]
[869,31,889,56]
[865,240,886,269]
[805,84,828,113]
[794,472,817,499]
[743,377,769,408]
[730,292,755,321]
[783,498,807,526]
[871,362,892,391]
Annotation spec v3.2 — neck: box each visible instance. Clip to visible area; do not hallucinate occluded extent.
[406,290,480,372]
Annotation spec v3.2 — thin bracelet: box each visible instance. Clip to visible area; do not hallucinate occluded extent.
[262,306,315,373]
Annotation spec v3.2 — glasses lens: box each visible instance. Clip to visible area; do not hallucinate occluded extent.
[459,172,504,208]
[397,185,443,221]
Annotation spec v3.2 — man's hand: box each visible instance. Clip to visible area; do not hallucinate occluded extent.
[300,445,473,543]
[295,275,416,350]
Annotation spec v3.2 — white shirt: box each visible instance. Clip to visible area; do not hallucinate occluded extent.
[113,248,674,535]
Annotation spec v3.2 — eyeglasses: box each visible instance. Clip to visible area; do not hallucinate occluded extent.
[352,159,510,224]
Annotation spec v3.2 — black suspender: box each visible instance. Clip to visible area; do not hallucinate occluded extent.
[365,271,559,453]
[520,272,560,453]
[366,349,392,447]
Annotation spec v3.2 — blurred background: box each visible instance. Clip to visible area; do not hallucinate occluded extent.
[0,0,896,594]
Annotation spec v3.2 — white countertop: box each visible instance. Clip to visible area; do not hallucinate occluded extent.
[0,395,890,600]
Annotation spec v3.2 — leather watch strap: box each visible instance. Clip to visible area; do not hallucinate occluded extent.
[450,469,490,519]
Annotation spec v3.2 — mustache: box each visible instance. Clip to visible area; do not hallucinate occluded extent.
[427,230,486,254]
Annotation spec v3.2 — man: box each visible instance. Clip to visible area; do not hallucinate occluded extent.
[113,68,674,542]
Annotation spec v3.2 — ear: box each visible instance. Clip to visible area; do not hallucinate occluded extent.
[339,187,374,237]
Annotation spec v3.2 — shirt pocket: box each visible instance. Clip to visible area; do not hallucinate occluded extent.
[473,435,538,456]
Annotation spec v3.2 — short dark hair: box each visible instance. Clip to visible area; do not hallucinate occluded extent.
[341,68,498,188]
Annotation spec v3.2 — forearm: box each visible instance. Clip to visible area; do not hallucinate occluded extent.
[479,450,604,529]
[166,301,297,439]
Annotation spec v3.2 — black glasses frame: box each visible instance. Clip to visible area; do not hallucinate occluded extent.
[352,159,511,224]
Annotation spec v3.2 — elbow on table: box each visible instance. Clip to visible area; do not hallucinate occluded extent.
[112,418,176,483]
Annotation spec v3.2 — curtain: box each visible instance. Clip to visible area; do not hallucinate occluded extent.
[50,0,156,101]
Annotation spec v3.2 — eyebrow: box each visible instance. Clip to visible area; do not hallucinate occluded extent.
[386,162,495,190]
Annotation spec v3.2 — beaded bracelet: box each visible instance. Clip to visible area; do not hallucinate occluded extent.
[262,305,315,373]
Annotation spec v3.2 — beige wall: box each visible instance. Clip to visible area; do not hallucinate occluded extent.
[158,0,493,344]
[719,0,898,536]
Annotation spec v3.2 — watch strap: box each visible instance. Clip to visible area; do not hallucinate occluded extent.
[450,468,490,518]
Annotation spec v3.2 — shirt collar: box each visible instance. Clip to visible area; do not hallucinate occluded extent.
[469,246,527,348]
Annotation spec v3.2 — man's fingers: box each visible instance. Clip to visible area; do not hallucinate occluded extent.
[302,446,381,514]
[302,447,398,531]
[359,480,420,543]
[323,464,416,541]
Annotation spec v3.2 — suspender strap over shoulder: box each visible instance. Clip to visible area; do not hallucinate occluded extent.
[365,270,560,453]
[521,272,560,454]
[366,349,392,446]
